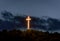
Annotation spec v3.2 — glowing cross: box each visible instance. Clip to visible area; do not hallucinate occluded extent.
[26,16,31,30]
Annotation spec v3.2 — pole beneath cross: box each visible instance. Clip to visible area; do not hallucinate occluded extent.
[26,16,31,30]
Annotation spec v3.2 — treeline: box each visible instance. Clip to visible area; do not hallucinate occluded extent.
[0,29,60,41]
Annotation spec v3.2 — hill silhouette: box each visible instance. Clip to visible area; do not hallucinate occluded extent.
[0,11,60,41]
[0,29,60,41]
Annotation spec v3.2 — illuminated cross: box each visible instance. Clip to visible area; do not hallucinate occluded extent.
[26,16,31,30]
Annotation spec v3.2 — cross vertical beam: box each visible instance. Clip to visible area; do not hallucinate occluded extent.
[26,16,31,30]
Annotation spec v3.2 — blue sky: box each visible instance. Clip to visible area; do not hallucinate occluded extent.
[0,0,60,19]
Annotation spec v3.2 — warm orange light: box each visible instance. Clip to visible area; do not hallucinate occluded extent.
[26,16,31,30]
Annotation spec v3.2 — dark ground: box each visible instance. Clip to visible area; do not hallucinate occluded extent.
[0,29,60,41]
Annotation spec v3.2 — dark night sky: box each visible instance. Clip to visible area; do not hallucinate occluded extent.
[0,0,60,19]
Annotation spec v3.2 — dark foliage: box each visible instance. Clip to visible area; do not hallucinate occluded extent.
[0,30,60,41]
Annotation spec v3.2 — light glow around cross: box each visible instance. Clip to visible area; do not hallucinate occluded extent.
[26,16,31,30]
